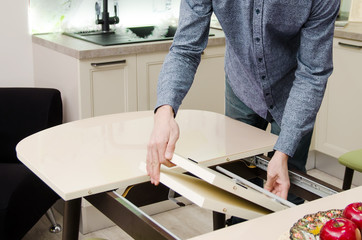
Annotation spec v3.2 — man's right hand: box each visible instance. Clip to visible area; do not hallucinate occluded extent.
[147,105,179,185]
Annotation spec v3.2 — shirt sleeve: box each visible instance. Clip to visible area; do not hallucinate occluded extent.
[155,0,213,115]
[274,0,340,157]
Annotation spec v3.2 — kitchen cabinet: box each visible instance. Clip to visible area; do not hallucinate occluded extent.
[137,45,225,114]
[314,37,362,158]
[136,51,166,111]
[78,56,137,118]
[33,43,137,121]
[32,28,227,122]
[34,42,225,122]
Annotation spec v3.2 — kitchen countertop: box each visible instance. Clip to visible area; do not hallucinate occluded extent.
[334,22,362,42]
[32,22,362,60]
[32,28,226,60]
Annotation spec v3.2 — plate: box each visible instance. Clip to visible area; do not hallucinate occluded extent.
[290,209,343,240]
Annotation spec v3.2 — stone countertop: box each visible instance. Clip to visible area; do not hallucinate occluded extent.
[32,22,361,60]
[334,22,362,42]
[32,28,226,60]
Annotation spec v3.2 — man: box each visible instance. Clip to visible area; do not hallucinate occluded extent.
[146,0,340,202]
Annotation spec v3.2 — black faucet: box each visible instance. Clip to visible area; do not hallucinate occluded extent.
[95,0,119,32]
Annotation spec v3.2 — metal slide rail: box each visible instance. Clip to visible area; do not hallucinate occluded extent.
[244,155,340,198]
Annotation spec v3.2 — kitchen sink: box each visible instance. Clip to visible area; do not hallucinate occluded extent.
[64,25,178,46]
[127,25,177,38]
[64,25,214,46]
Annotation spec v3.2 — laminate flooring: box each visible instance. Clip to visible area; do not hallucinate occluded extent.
[22,169,347,240]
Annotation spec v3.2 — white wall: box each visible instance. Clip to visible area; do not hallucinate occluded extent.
[0,1,34,87]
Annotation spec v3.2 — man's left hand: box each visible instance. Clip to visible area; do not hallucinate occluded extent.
[264,151,290,200]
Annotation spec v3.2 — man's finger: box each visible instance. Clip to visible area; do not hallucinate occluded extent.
[264,175,275,192]
[278,182,289,200]
[265,177,289,200]
[165,126,178,160]
[164,141,176,167]
[280,189,288,200]
[151,145,161,185]
[146,150,152,178]
[156,141,174,168]
[151,163,161,185]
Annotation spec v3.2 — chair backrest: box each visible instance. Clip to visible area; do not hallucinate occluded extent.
[0,88,62,164]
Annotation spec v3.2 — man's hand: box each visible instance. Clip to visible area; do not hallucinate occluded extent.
[264,151,290,200]
[147,105,179,185]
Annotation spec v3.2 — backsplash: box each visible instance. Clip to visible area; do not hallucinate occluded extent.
[29,0,71,33]
[29,0,180,33]
[29,0,359,34]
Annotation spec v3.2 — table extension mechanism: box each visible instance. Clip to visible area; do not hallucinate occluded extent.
[85,154,342,240]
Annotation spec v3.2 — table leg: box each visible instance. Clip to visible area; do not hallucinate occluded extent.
[62,198,81,240]
[212,211,226,230]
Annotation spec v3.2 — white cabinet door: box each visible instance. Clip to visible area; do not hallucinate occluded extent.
[79,55,137,118]
[137,45,225,114]
[315,38,362,158]
[136,51,168,111]
[182,46,225,114]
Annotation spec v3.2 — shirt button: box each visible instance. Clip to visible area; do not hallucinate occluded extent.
[258,58,263,62]
[256,37,260,42]
[269,105,274,109]
[256,9,260,14]
[265,92,270,96]
[261,75,266,80]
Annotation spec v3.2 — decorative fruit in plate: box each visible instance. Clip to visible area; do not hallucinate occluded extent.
[344,202,362,231]
[320,218,361,240]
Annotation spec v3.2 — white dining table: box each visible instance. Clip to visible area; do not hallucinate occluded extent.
[16,109,279,240]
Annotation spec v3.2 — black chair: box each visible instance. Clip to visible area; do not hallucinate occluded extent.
[0,88,62,240]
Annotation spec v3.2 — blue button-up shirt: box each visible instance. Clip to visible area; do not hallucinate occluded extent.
[156,0,340,157]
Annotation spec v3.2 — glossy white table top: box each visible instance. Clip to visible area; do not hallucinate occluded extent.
[16,110,277,201]
[189,186,362,240]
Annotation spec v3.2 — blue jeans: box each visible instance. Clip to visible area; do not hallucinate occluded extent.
[225,79,313,205]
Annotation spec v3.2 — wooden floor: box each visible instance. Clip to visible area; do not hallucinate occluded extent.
[23,169,345,240]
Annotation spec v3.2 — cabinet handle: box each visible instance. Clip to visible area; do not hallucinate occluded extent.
[91,60,126,67]
[338,42,362,49]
